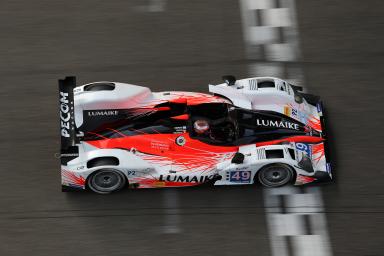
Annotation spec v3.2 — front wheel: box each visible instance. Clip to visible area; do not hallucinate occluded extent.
[87,169,127,194]
[258,164,294,187]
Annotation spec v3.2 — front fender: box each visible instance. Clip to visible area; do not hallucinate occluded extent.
[62,148,155,188]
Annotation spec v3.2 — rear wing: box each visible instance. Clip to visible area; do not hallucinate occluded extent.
[58,76,79,165]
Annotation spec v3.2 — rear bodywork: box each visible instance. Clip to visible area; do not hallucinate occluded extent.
[59,76,332,191]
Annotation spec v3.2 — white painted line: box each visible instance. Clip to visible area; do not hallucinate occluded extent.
[263,187,332,256]
[266,185,299,196]
[248,0,275,10]
[286,188,323,214]
[248,26,279,45]
[239,0,302,63]
[284,0,302,60]
[272,213,307,236]
[293,235,332,256]
[263,8,293,27]
[264,187,294,256]
[162,189,181,234]
[265,43,297,61]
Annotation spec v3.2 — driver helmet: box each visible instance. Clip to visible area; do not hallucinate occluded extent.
[193,119,210,134]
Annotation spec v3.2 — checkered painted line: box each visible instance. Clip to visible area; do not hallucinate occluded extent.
[239,0,301,62]
[264,187,332,256]
[239,0,333,255]
[239,0,303,86]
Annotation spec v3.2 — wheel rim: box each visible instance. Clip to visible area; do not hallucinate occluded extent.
[89,169,124,193]
[259,164,293,187]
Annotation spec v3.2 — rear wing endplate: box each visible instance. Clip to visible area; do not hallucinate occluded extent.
[59,76,79,165]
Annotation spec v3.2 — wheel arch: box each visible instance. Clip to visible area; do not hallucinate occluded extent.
[86,156,119,169]
[85,157,129,190]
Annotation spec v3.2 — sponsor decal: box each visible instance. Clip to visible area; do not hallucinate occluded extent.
[229,170,251,183]
[87,110,119,116]
[175,136,186,146]
[284,105,309,124]
[151,141,170,151]
[59,91,71,138]
[158,174,215,183]
[284,106,291,116]
[174,126,187,134]
[295,143,311,157]
[256,119,299,130]
[291,108,298,117]
[284,105,298,117]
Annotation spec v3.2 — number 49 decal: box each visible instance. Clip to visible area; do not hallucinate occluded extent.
[229,170,251,183]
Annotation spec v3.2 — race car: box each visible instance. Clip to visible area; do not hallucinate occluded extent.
[59,76,332,194]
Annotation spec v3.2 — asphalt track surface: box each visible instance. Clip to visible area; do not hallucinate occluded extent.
[0,0,383,255]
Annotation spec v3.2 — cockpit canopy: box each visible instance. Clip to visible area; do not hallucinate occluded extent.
[188,103,308,145]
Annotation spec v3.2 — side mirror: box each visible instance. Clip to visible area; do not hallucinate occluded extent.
[222,75,236,86]
[294,94,303,104]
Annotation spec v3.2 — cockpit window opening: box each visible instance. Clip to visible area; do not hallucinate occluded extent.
[257,81,276,88]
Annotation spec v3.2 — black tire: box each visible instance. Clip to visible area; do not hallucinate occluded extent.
[87,168,126,194]
[258,164,294,187]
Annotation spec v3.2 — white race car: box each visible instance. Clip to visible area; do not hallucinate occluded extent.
[59,76,332,194]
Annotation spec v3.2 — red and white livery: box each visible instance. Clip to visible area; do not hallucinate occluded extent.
[59,76,332,194]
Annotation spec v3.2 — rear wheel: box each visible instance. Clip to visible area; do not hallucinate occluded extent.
[258,164,294,187]
[87,169,126,194]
